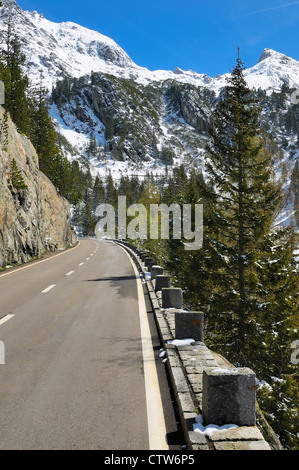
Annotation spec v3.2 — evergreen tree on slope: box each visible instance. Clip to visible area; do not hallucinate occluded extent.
[0,18,29,134]
[203,56,287,365]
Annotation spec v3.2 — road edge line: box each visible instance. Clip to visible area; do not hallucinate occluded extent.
[0,241,81,278]
[118,243,169,451]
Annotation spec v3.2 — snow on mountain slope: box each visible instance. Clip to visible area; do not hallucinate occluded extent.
[0,1,298,227]
[2,0,299,93]
[0,0,138,89]
[245,48,299,91]
[0,0,209,89]
[210,49,299,93]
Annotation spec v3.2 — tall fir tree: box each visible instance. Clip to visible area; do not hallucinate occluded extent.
[0,18,30,134]
[28,74,59,177]
[10,158,27,191]
[82,194,96,237]
[203,56,284,364]
[92,175,105,212]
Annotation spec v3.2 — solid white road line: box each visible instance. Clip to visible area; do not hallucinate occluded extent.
[121,246,169,450]
[41,284,56,293]
[0,241,80,278]
[0,314,15,327]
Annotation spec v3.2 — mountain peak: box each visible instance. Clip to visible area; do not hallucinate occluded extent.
[1,0,18,5]
[243,48,299,91]
[1,0,20,11]
[258,48,293,64]
[1,2,299,93]
[0,0,137,88]
[0,0,23,22]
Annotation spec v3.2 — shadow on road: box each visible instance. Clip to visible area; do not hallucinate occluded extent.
[85,275,138,299]
[86,275,137,282]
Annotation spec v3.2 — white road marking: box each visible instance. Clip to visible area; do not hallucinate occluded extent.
[0,241,80,278]
[0,314,15,327]
[120,246,168,450]
[78,263,84,266]
[41,284,56,293]
[65,271,74,276]
[86,257,90,260]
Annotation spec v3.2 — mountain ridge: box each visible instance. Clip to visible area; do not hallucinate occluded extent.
[0,0,298,231]
[1,0,299,93]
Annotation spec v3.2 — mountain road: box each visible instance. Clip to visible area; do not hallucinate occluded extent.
[0,238,182,450]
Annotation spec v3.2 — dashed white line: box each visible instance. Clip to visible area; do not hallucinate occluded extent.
[65,271,74,276]
[78,263,84,266]
[86,257,90,260]
[0,314,15,326]
[41,284,56,293]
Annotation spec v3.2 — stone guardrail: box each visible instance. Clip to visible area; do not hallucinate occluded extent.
[115,241,282,451]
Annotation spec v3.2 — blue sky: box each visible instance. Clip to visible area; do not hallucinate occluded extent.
[17,0,299,77]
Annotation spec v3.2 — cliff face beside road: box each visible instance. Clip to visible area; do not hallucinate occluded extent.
[0,106,77,268]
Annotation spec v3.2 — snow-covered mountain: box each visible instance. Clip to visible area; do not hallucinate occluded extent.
[0,0,298,228]
[0,0,138,89]
[1,0,299,93]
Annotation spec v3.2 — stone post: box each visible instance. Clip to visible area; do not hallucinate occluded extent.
[202,367,256,426]
[150,265,164,280]
[175,311,204,341]
[155,275,171,292]
[144,257,155,271]
[140,252,149,262]
[161,287,182,309]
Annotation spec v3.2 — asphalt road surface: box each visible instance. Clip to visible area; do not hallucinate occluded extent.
[0,238,184,450]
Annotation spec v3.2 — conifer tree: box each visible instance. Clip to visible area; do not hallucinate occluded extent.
[92,175,105,212]
[28,75,59,178]
[203,56,283,364]
[0,19,30,134]
[163,168,213,311]
[105,172,117,205]
[86,131,97,158]
[82,194,96,237]
[10,158,27,191]
[253,226,298,378]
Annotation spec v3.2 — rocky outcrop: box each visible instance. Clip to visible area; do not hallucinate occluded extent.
[0,106,76,269]
[179,89,211,132]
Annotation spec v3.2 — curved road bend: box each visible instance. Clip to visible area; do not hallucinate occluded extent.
[0,238,182,450]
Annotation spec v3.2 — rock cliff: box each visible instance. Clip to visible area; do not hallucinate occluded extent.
[0,106,77,269]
